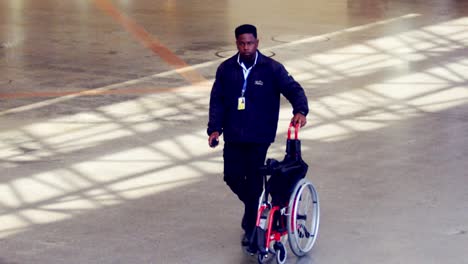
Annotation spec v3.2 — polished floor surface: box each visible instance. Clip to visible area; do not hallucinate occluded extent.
[1,1,468,263]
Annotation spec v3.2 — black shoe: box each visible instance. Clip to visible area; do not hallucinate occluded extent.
[245,246,256,256]
[242,233,256,256]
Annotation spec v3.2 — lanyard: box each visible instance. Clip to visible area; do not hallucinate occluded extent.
[238,52,258,97]
[241,66,252,97]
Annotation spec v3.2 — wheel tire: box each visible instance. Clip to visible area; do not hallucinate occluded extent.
[287,179,320,256]
[274,242,287,264]
[257,253,269,264]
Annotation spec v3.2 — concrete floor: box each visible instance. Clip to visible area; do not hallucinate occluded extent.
[1,0,468,263]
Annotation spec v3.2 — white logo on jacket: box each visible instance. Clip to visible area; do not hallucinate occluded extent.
[255,80,263,86]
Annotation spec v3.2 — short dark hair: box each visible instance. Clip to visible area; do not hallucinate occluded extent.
[235,24,257,39]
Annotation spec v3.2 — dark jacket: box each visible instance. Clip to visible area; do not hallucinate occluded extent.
[207,51,309,143]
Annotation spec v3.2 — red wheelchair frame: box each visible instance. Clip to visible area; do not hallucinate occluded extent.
[248,123,319,264]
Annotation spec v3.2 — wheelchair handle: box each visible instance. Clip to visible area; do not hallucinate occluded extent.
[287,122,300,140]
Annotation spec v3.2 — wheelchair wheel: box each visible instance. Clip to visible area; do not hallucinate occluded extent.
[287,179,320,256]
[274,242,287,264]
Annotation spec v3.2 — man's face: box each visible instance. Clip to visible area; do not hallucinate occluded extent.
[236,33,259,60]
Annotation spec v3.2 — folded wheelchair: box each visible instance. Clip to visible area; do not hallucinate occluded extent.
[248,124,320,264]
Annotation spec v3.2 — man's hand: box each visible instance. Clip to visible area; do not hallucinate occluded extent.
[208,131,220,148]
[291,113,307,127]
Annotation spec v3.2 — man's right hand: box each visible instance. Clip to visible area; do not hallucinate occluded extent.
[208,132,220,148]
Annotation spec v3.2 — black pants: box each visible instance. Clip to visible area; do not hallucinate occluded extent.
[223,141,270,234]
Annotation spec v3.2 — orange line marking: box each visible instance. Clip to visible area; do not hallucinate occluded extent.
[2,2,212,101]
[0,85,210,99]
[0,89,161,99]
[93,0,206,84]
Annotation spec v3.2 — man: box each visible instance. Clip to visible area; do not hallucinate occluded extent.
[207,24,308,246]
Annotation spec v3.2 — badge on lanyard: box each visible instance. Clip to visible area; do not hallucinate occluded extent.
[238,61,252,111]
[238,97,246,110]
